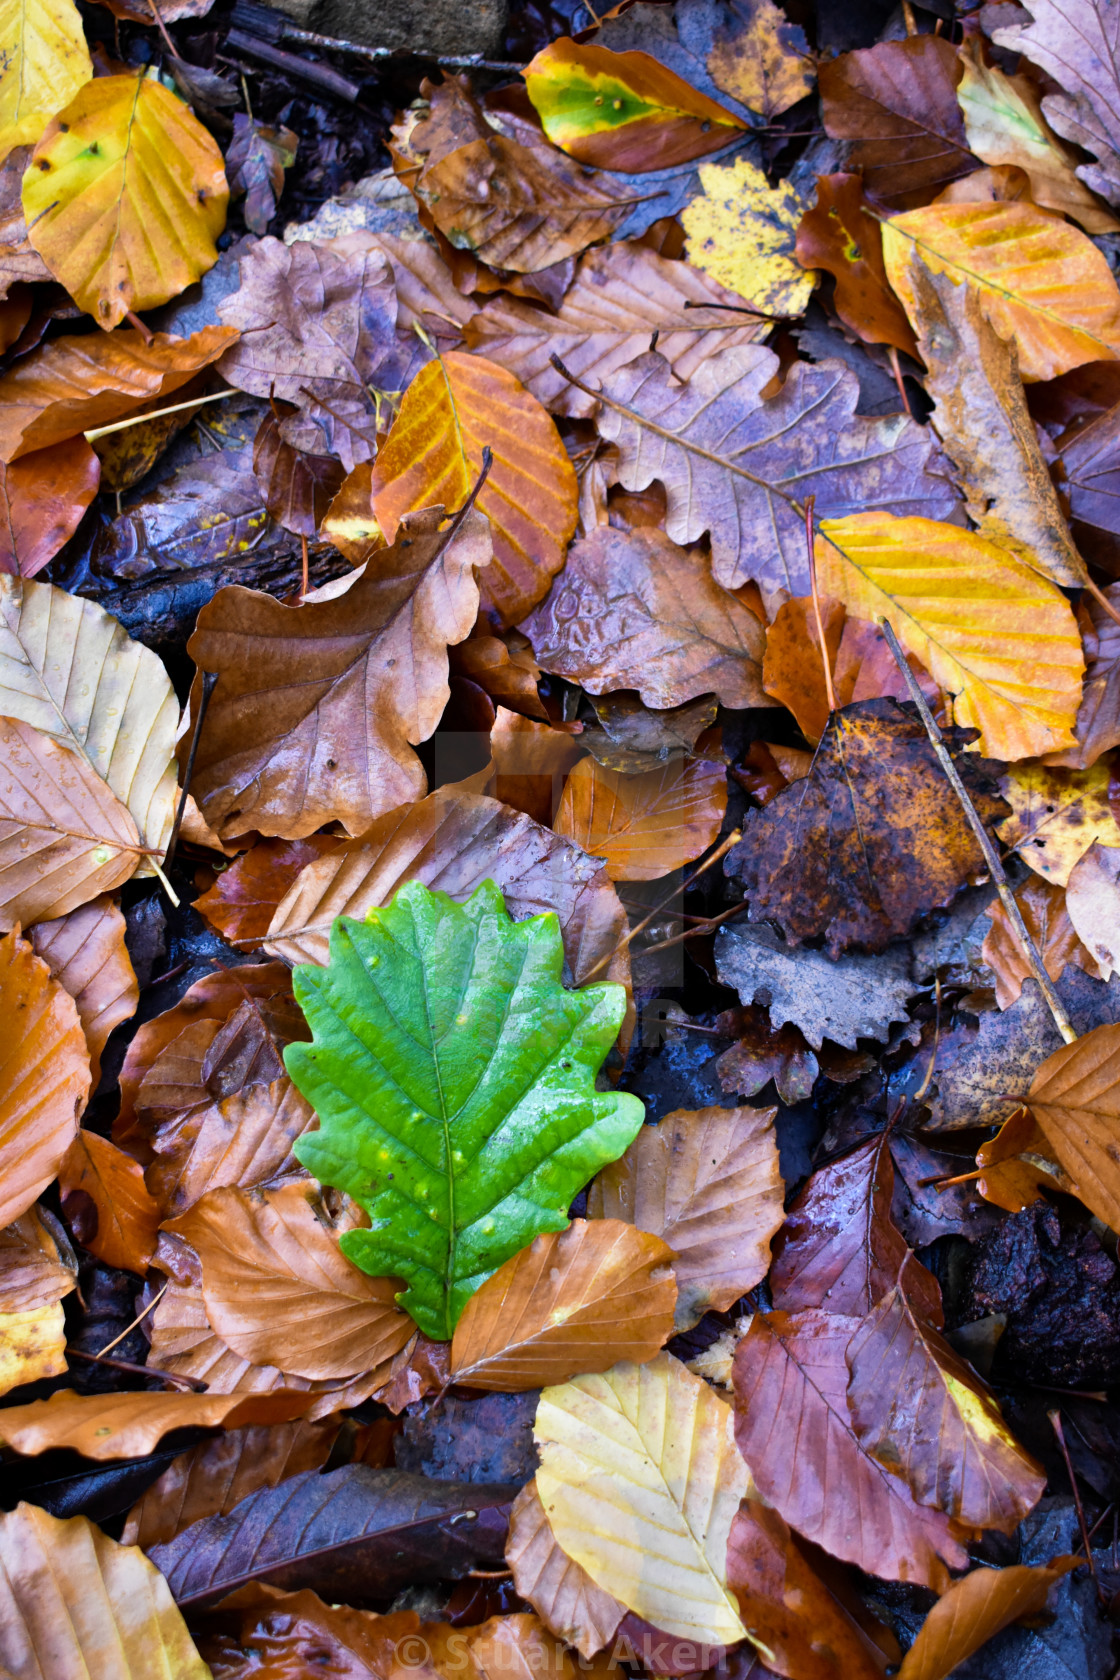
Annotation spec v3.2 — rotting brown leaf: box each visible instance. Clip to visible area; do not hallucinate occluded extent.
[194,836,344,950]
[0,1205,76,1312]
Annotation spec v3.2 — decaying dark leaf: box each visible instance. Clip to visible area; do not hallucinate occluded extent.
[226,114,298,236]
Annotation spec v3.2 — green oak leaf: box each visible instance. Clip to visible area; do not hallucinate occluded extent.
[286,878,644,1340]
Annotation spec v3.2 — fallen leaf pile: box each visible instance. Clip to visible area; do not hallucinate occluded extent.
[4,2,1120,1677]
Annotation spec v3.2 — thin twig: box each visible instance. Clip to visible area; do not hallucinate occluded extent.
[1083,572,1120,632]
[146,0,182,57]
[581,827,743,983]
[636,899,750,960]
[124,309,154,345]
[96,1281,168,1356]
[263,19,527,72]
[84,388,238,443]
[879,617,1076,1044]
[162,671,219,879]
[67,1346,206,1392]
[803,494,837,715]
[888,345,914,419]
[1050,1409,1103,1598]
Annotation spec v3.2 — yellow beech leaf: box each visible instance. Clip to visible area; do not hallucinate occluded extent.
[706,0,815,121]
[0,1301,67,1396]
[681,155,815,316]
[997,760,1120,885]
[369,350,578,628]
[23,74,228,329]
[0,0,91,159]
[815,513,1084,761]
[882,200,1120,380]
[534,1351,749,1645]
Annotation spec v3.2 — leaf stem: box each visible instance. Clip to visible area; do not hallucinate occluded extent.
[879,616,1076,1044]
[1083,573,1120,632]
[67,1345,206,1392]
[1050,1408,1103,1600]
[804,495,837,716]
[95,1281,168,1356]
[581,827,743,983]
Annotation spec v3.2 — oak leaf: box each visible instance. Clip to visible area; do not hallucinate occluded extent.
[29,896,137,1082]
[534,1352,749,1643]
[794,173,917,356]
[24,75,228,329]
[997,759,1120,884]
[0,1386,316,1458]
[0,1505,210,1678]
[596,346,959,596]
[982,877,1095,1008]
[506,1480,625,1659]
[168,1181,415,1381]
[681,154,814,316]
[369,350,577,627]
[1028,1021,1120,1227]
[897,1556,1080,1680]
[194,835,343,949]
[815,513,1084,761]
[706,0,815,121]
[587,1105,783,1331]
[846,1279,1046,1531]
[0,1206,76,1312]
[883,201,1120,381]
[185,505,490,840]
[58,1129,160,1273]
[0,437,100,577]
[555,752,726,881]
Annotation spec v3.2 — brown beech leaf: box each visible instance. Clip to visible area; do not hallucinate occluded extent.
[596,347,959,596]
[485,707,585,826]
[168,1182,415,1381]
[186,505,490,840]
[732,1310,968,1588]
[28,896,137,1082]
[263,786,630,993]
[1028,1022,1120,1228]
[0,323,237,461]
[896,1556,1080,1680]
[121,1418,339,1550]
[0,1506,210,1678]
[726,1497,892,1680]
[522,526,766,710]
[0,1386,317,1458]
[795,172,917,356]
[217,234,401,471]
[464,241,769,417]
[369,350,577,627]
[907,261,1086,588]
[449,633,546,721]
[586,1106,783,1331]
[555,752,727,881]
[194,836,343,949]
[1048,584,1120,770]
[0,1205,76,1312]
[252,406,345,539]
[57,1130,160,1273]
[0,436,100,577]
[506,1481,626,1659]
[981,877,1095,1009]
[770,1134,944,1326]
[0,718,147,928]
[725,700,1006,957]
[846,1280,1046,1532]
[449,1218,676,1391]
[0,927,89,1229]
[818,36,979,210]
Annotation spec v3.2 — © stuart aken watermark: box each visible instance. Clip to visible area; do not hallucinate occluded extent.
[391,1630,731,1673]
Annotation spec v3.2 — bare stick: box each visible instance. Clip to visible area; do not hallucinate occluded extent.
[634,899,750,961]
[124,309,154,345]
[68,1346,206,1392]
[1050,1409,1103,1598]
[95,1281,168,1357]
[581,827,743,984]
[85,388,238,443]
[162,671,219,879]
[804,495,837,715]
[879,616,1076,1043]
[1083,572,1120,632]
[146,0,182,56]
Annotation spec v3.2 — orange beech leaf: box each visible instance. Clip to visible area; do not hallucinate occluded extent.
[981,877,1094,1009]
[846,1280,1046,1532]
[0,1386,317,1458]
[896,1556,1080,1680]
[57,1130,160,1274]
[770,1135,943,1326]
[883,201,1120,381]
[486,707,585,827]
[0,324,237,461]
[1028,1021,1120,1228]
[726,1497,893,1680]
[185,505,490,840]
[0,927,89,1229]
[975,1108,1063,1213]
[506,1480,625,1659]
[320,461,382,566]
[370,351,577,627]
[586,1105,783,1331]
[194,836,343,950]
[795,173,917,355]
[0,437,100,577]
[448,1219,676,1391]
[29,896,137,1083]
[0,1506,210,1677]
[554,753,727,881]
[732,1310,968,1589]
[449,634,547,721]
[167,1182,415,1382]
[0,1205,76,1312]
[121,1418,340,1549]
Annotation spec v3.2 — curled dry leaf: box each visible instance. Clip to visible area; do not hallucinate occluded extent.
[587,1105,783,1332]
[370,350,577,627]
[0,927,89,1228]
[121,1418,338,1549]
[0,1386,317,1459]
[0,1505,210,1679]
[816,514,1084,762]
[846,1280,1046,1532]
[1028,1021,1120,1228]
[168,1182,415,1381]
[226,113,298,236]
[997,759,1120,885]
[535,1352,749,1643]
[252,407,345,539]
[1066,840,1120,979]
[186,505,489,841]
[29,896,137,1082]
[0,1205,76,1312]
[733,1310,967,1589]
[449,1218,677,1391]
[522,526,765,710]
[194,835,343,949]
[0,0,91,156]
[896,1556,1080,1680]
[975,1107,1063,1214]
[981,877,1095,1008]
[25,75,228,329]
[818,35,978,209]
[715,1007,822,1105]
[681,155,814,317]
[554,752,727,881]
[58,1130,160,1274]
[794,173,917,356]
[0,437,100,578]
[449,633,546,721]
[320,461,382,566]
[883,202,1120,382]
[506,1481,625,1660]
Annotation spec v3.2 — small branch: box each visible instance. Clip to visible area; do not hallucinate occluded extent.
[888,345,915,419]
[67,1346,207,1392]
[84,388,238,443]
[96,1281,168,1356]
[804,494,837,716]
[879,616,1076,1044]
[581,827,743,984]
[636,899,750,960]
[147,0,182,58]
[1050,1409,1103,1599]
[1083,573,1120,632]
[163,671,219,879]
[124,310,154,345]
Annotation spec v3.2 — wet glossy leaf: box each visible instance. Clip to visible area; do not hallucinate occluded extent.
[194,836,342,950]
[897,1556,1080,1680]
[91,446,273,580]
